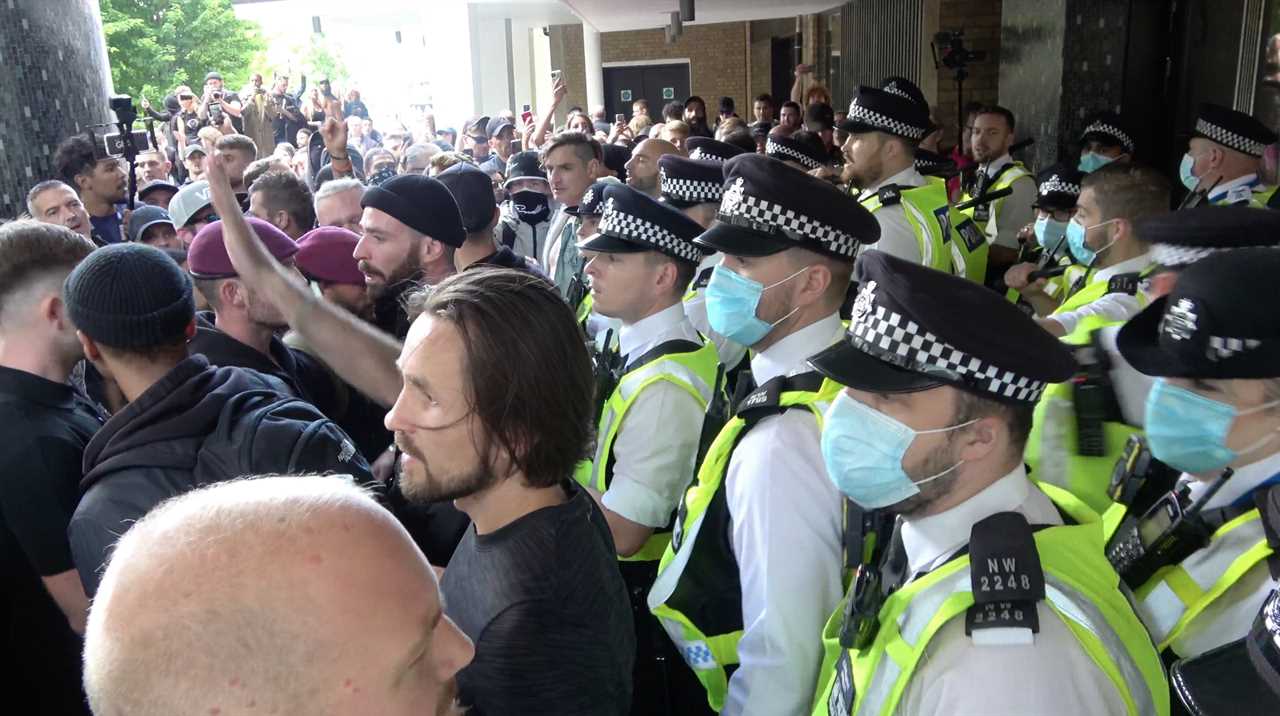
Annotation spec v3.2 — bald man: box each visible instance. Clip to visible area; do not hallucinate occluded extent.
[623,138,682,198]
[82,475,474,716]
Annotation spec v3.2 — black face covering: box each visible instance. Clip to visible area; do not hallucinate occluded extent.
[511,190,551,225]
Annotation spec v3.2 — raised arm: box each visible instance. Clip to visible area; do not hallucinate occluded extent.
[531,77,567,150]
[202,143,405,407]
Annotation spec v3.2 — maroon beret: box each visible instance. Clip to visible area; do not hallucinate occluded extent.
[296,226,364,286]
[188,218,299,279]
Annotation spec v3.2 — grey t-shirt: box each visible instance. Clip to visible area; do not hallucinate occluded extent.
[442,482,634,714]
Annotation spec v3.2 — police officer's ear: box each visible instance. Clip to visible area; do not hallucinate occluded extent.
[951,399,1004,466]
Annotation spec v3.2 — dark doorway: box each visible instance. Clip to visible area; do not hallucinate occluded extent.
[603,63,691,121]
[771,37,797,106]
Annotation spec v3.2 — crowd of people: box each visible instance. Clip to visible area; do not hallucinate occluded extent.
[5,55,1280,716]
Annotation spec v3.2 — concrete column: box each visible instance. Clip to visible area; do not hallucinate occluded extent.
[0,0,112,217]
[583,24,604,112]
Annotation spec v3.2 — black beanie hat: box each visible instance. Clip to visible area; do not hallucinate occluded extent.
[360,174,466,248]
[64,243,195,349]
[437,163,497,233]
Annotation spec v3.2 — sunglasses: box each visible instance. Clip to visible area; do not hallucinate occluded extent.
[180,94,195,100]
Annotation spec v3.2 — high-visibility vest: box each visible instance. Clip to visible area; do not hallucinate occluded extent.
[809,483,1169,716]
[960,162,1033,243]
[647,373,840,712]
[859,181,989,284]
[574,338,720,562]
[1210,181,1279,208]
[1025,266,1153,513]
[1134,503,1274,656]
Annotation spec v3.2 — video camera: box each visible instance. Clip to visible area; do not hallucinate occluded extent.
[933,31,987,71]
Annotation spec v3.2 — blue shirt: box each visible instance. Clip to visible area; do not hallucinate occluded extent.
[89,210,123,245]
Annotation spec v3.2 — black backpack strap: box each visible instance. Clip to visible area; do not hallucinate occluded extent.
[500,221,516,249]
[735,371,826,428]
[623,339,703,373]
[965,512,1046,640]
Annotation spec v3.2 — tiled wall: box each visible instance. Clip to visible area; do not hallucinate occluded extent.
[0,0,113,219]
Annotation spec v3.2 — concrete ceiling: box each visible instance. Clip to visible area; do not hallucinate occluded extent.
[558,0,842,32]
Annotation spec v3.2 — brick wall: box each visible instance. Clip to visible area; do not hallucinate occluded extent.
[936,0,1003,146]
[600,22,749,113]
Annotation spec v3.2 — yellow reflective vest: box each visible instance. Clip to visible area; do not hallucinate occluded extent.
[859,181,989,284]
[810,482,1169,716]
[574,337,720,562]
[647,374,840,712]
[1025,267,1153,514]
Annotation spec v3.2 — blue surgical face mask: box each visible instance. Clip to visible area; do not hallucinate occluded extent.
[1034,215,1069,251]
[1078,151,1116,174]
[705,264,805,346]
[1144,379,1280,474]
[820,392,977,509]
[1066,217,1118,266]
[1179,153,1199,191]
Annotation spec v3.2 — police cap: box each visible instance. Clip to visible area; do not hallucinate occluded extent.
[809,250,1075,403]
[1191,103,1278,158]
[840,85,931,142]
[1118,247,1280,378]
[696,154,878,260]
[1080,111,1135,154]
[686,136,746,163]
[1031,163,1084,212]
[1141,206,1280,269]
[659,154,724,208]
[565,180,613,217]
[579,184,705,265]
[765,133,828,170]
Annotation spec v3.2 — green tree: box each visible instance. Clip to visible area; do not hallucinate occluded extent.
[101,0,266,103]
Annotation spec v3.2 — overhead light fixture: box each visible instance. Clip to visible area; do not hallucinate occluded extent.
[670,10,682,36]
[680,0,695,22]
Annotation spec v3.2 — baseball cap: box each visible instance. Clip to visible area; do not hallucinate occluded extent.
[168,181,213,228]
[127,205,175,244]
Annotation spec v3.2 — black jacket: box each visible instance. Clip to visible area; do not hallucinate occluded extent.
[68,355,293,596]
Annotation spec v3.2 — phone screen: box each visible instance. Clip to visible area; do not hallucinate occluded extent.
[521,110,534,125]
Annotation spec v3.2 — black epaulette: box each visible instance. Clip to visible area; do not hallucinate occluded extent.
[736,372,825,427]
[965,512,1046,640]
[877,185,903,206]
[1107,272,1140,296]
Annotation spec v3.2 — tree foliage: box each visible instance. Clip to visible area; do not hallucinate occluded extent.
[101,0,266,102]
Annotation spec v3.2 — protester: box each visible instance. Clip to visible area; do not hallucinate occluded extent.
[26,180,95,243]
[53,135,127,245]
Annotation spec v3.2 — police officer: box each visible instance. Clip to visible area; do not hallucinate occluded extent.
[659,153,749,374]
[687,136,747,164]
[959,105,1036,277]
[843,85,988,282]
[567,179,621,336]
[1021,162,1167,513]
[648,154,880,715]
[1112,246,1280,661]
[1002,163,1086,316]
[1180,103,1279,207]
[1032,207,1280,520]
[575,183,720,715]
[807,251,1168,716]
[1078,111,1136,173]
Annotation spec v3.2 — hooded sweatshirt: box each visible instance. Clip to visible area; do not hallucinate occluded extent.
[68,355,294,596]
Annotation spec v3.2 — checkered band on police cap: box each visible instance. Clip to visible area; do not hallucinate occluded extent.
[598,196,702,263]
[1082,121,1135,153]
[717,177,860,258]
[660,165,722,204]
[846,100,928,141]
[847,281,1048,402]
[1038,174,1081,197]
[765,138,823,170]
[689,147,728,163]
[1196,118,1267,157]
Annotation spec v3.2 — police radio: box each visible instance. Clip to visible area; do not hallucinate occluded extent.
[1106,467,1234,589]
[1108,435,1182,516]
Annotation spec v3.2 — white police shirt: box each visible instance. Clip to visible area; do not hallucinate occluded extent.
[601,304,708,529]
[895,468,1130,716]
[857,166,928,266]
[723,313,846,716]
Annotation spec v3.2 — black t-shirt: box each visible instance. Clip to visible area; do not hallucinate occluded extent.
[443,482,634,715]
[177,110,204,143]
[0,366,104,714]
